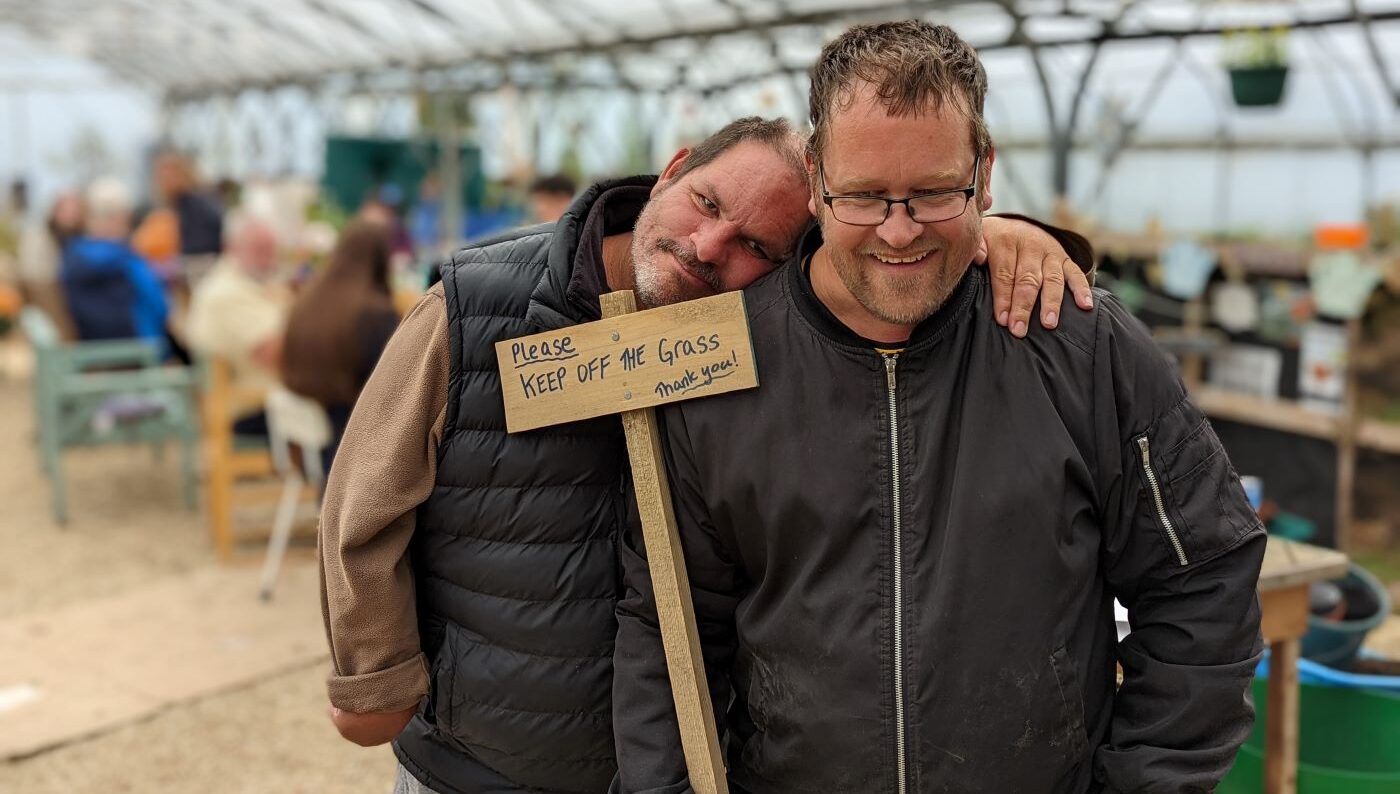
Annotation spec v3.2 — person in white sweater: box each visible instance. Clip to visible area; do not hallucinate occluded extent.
[186,214,288,434]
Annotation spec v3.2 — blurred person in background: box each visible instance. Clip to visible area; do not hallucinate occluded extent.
[0,180,25,261]
[0,181,27,297]
[152,149,224,258]
[131,206,182,277]
[0,181,24,329]
[4,182,76,289]
[186,214,290,436]
[526,173,577,223]
[60,178,169,356]
[214,177,242,213]
[45,191,86,253]
[357,186,416,270]
[280,221,399,474]
[14,191,85,337]
[409,174,444,255]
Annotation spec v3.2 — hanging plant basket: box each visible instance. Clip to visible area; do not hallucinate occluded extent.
[1229,65,1289,107]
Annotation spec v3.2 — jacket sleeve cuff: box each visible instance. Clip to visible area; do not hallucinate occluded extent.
[989,212,1097,281]
[326,653,430,713]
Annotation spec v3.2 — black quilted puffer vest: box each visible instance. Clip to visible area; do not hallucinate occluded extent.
[394,178,655,794]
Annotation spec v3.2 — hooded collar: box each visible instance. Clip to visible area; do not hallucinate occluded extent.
[528,175,657,326]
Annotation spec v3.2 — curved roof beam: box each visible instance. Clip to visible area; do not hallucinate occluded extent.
[12,0,1400,103]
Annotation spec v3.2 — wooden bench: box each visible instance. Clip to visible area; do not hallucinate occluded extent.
[21,307,199,524]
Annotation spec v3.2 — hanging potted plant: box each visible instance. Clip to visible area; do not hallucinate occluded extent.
[1223,26,1290,107]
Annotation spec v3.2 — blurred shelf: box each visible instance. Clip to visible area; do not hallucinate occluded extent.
[1089,233,1311,279]
[1194,386,1400,456]
[1152,328,1226,356]
[1194,387,1339,441]
[1358,418,1400,455]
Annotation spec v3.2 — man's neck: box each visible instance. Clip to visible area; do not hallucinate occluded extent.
[601,231,635,293]
[809,245,916,345]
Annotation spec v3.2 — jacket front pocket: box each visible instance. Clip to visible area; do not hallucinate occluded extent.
[1048,644,1091,763]
[428,620,462,735]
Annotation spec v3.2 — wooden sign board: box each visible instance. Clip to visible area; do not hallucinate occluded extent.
[497,291,758,433]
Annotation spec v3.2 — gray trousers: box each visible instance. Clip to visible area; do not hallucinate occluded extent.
[393,764,449,794]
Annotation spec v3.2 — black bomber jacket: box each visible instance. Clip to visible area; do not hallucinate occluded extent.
[613,225,1266,794]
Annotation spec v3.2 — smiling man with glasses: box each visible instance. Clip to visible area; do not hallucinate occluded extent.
[614,20,1266,794]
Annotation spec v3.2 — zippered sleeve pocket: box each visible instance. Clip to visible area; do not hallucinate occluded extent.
[1132,401,1261,568]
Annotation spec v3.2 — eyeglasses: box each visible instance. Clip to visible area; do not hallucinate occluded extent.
[819,155,981,226]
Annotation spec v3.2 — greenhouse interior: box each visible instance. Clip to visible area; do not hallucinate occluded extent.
[1,1,1398,792]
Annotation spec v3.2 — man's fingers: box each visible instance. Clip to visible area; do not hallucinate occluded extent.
[1039,253,1066,329]
[1008,271,1041,338]
[989,237,1019,327]
[1065,260,1094,310]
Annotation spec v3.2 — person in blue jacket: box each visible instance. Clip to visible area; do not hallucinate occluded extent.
[61,178,170,357]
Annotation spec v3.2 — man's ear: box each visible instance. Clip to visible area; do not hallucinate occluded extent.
[805,150,819,217]
[653,148,692,197]
[978,147,995,213]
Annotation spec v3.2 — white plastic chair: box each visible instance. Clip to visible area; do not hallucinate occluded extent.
[259,386,332,600]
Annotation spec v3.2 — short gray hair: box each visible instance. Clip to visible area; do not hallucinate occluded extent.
[85,177,131,221]
[672,116,806,185]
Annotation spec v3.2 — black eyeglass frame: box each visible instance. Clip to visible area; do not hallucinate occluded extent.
[818,154,982,226]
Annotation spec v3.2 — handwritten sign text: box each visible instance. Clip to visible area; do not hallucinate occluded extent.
[497,292,758,432]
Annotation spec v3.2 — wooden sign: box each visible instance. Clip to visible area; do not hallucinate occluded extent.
[496,291,757,433]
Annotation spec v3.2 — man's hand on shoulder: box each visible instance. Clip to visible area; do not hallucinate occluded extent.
[977,215,1095,337]
[329,703,419,747]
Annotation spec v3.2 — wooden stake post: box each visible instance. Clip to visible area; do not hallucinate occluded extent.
[496,290,758,794]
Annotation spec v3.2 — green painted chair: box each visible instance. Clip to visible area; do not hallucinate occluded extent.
[21,307,199,524]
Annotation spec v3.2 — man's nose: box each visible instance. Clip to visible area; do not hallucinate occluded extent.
[876,204,924,250]
[690,222,727,267]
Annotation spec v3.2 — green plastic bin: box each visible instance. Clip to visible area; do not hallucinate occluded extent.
[1218,677,1400,794]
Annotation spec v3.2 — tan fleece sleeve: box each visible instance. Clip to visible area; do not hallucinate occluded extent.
[319,282,448,713]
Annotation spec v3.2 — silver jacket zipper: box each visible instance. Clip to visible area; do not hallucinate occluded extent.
[1136,436,1189,566]
[883,353,908,794]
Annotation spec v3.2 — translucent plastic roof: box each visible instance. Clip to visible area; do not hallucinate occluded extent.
[1,0,1396,100]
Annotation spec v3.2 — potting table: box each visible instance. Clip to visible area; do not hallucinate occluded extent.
[1257,537,1349,794]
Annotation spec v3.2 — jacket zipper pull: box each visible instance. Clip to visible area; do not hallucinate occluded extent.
[884,354,898,390]
[1136,435,1190,567]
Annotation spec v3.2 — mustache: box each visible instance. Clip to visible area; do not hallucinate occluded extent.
[656,238,722,292]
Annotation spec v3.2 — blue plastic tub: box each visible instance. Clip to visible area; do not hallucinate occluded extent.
[1300,563,1392,670]
[1256,653,1400,693]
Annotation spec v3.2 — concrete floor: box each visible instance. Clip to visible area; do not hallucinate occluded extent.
[0,352,395,793]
